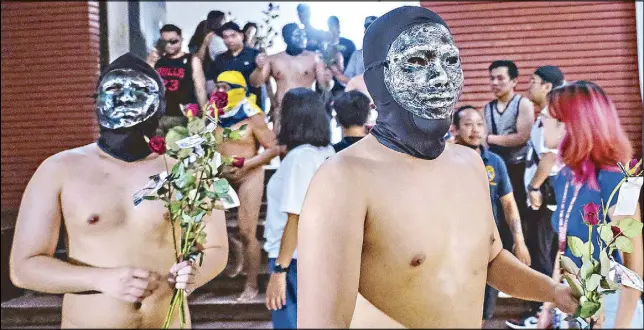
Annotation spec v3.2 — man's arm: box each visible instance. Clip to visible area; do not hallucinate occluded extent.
[250,53,271,88]
[244,114,280,170]
[488,97,534,147]
[298,159,366,328]
[500,193,531,265]
[609,203,643,328]
[9,155,160,301]
[315,54,334,91]
[191,56,208,108]
[191,207,228,288]
[344,50,360,78]
[195,32,214,62]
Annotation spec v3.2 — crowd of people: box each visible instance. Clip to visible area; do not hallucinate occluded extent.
[7,3,642,330]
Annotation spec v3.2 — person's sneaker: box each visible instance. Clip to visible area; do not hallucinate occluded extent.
[505,315,538,329]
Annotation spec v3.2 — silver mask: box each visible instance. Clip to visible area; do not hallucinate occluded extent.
[384,23,463,120]
[96,69,160,129]
[290,28,308,50]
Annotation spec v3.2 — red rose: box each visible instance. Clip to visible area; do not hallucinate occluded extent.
[210,91,228,110]
[582,202,600,226]
[148,136,167,154]
[232,156,245,168]
[184,103,200,118]
[611,225,622,237]
[218,108,225,116]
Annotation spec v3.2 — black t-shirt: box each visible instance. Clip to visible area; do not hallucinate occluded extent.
[206,46,262,110]
[333,136,363,153]
[155,54,196,117]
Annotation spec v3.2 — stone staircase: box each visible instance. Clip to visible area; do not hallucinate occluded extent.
[1,168,531,328]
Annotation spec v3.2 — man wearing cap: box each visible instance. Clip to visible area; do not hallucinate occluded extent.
[9,53,228,328]
[214,71,280,302]
[506,66,567,329]
[297,7,579,328]
[207,22,263,110]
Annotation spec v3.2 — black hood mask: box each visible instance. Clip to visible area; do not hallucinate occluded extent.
[95,53,166,162]
[282,23,307,56]
[364,6,464,160]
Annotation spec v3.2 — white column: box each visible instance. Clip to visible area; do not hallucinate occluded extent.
[107,1,130,63]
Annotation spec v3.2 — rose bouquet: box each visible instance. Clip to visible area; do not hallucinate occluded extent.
[133,91,247,328]
[255,3,280,52]
[560,159,643,329]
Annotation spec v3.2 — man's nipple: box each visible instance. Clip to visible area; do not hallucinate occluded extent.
[410,253,426,267]
[87,214,100,224]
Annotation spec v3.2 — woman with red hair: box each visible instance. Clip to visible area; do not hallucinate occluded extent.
[537,81,643,328]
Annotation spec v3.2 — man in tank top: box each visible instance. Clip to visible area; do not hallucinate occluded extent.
[148,24,208,135]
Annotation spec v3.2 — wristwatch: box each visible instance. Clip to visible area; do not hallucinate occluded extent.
[272,263,288,274]
[528,184,540,192]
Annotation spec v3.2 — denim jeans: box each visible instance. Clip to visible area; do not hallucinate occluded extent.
[268,258,298,329]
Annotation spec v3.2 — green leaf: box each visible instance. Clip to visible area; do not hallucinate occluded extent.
[568,236,585,257]
[166,127,189,151]
[600,278,619,290]
[228,130,242,140]
[171,162,186,177]
[598,225,614,244]
[563,273,583,298]
[599,250,611,276]
[617,218,643,238]
[560,255,580,275]
[213,179,231,195]
[582,241,595,258]
[580,257,594,279]
[170,201,182,213]
[181,213,192,224]
[615,236,633,253]
[578,300,601,319]
[586,274,602,291]
[177,148,192,159]
[142,195,158,201]
[187,118,206,135]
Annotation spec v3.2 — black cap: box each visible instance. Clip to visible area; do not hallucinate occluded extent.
[535,65,565,88]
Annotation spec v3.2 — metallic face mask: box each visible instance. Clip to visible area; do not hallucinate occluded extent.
[96,69,160,129]
[384,23,463,120]
[290,28,308,50]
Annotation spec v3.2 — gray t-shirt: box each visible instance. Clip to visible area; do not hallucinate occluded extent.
[484,94,529,165]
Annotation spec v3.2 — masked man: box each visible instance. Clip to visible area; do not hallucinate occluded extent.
[214,71,281,301]
[297,7,579,328]
[249,23,333,134]
[9,53,228,328]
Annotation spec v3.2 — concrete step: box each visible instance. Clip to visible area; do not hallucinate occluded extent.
[0,292,271,328]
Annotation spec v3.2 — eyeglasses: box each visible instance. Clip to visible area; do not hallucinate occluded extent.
[164,39,180,45]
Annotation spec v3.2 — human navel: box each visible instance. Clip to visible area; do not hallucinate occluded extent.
[134,302,142,310]
[304,70,309,75]
[410,253,426,267]
[87,214,100,224]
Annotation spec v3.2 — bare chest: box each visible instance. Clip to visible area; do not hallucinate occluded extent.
[271,55,316,83]
[60,162,168,236]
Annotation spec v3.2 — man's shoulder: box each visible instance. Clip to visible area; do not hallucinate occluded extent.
[38,144,95,172]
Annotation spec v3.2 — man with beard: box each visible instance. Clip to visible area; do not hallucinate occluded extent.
[9,53,228,328]
[297,7,579,328]
[249,23,333,133]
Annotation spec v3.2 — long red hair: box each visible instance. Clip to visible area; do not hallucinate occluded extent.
[548,81,632,190]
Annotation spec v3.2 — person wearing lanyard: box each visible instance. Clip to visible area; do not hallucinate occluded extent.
[206,22,263,111]
[537,81,643,329]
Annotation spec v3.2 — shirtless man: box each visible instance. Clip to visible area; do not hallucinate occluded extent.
[249,23,333,133]
[214,71,281,301]
[9,53,228,328]
[297,7,579,328]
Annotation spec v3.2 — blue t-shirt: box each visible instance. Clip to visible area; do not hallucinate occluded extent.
[481,147,513,224]
[550,167,625,267]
